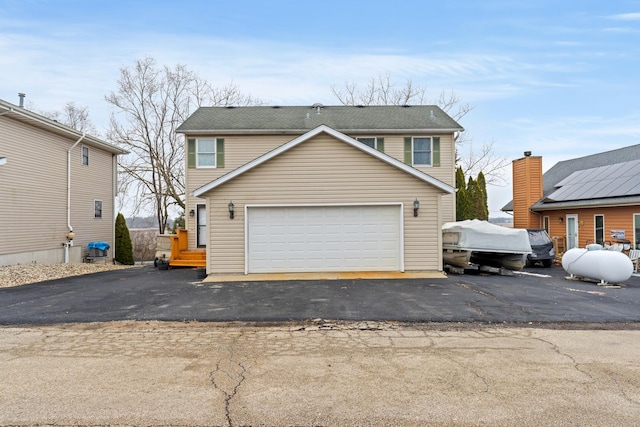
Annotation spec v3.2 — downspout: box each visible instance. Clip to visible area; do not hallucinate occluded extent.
[65,132,86,263]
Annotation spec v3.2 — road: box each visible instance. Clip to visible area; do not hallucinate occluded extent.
[1,266,639,426]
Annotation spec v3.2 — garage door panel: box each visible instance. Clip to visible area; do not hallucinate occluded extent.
[247,205,402,273]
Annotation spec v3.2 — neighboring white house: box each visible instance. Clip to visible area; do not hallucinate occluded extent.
[0,97,127,266]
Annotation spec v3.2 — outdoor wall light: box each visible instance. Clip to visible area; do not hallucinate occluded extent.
[228,201,235,219]
[189,209,195,217]
[413,198,420,217]
[558,217,564,223]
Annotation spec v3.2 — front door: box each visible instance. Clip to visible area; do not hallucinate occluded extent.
[566,214,578,249]
[196,204,206,248]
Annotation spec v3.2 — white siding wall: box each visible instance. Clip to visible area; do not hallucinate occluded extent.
[200,135,444,274]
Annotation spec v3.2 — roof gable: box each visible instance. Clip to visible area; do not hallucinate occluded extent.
[193,125,455,197]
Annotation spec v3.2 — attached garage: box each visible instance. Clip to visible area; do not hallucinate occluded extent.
[246,204,403,273]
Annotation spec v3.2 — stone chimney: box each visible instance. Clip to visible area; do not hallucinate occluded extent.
[512,151,543,229]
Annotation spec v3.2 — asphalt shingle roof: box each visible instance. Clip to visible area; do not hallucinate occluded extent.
[177,105,464,134]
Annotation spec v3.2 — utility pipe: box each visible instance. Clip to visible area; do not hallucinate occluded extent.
[65,132,86,263]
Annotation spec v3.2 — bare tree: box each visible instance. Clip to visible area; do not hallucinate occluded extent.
[38,101,97,135]
[332,73,429,108]
[106,56,260,233]
[457,140,509,186]
[331,73,506,184]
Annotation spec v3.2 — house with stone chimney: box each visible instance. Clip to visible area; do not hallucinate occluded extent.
[502,145,640,253]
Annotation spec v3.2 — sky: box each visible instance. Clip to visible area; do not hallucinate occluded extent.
[1,0,639,217]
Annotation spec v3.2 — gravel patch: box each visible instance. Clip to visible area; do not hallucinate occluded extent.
[0,263,139,288]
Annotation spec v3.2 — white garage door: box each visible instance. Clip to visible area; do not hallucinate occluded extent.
[247,205,402,273]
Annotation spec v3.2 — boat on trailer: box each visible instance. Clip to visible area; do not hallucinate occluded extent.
[442,220,532,271]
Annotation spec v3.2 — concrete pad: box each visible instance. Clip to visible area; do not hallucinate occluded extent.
[203,270,447,282]
[1,322,640,426]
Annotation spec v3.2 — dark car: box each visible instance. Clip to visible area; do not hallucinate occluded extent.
[526,228,555,267]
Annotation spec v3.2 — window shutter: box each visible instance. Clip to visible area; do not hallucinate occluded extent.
[404,137,412,165]
[377,137,384,152]
[187,138,196,169]
[216,138,225,168]
[433,137,440,167]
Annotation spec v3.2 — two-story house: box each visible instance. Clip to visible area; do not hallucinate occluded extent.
[0,97,127,266]
[177,104,463,275]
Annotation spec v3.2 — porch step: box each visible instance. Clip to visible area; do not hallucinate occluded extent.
[169,259,206,268]
[175,251,206,260]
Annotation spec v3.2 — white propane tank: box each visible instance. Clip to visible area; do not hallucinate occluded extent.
[562,247,634,284]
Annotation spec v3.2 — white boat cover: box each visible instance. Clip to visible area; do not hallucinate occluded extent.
[442,219,532,254]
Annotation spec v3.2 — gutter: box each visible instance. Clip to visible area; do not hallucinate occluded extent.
[177,127,465,136]
[64,132,86,262]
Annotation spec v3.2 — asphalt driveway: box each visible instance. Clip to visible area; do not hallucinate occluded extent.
[0,264,639,325]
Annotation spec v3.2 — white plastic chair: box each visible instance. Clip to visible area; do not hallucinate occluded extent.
[630,249,640,273]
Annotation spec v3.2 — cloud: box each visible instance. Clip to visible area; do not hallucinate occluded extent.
[608,12,640,21]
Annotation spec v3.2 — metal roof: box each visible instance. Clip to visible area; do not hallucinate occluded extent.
[177,105,464,134]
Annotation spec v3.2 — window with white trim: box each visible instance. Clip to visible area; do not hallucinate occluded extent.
[94,200,102,218]
[413,137,432,166]
[82,146,89,165]
[594,214,604,245]
[356,137,377,149]
[196,138,216,168]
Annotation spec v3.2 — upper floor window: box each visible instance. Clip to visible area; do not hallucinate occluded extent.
[357,137,377,149]
[197,138,216,167]
[187,137,225,169]
[82,146,89,165]
[404,136,440,167]
[412,137,432,166]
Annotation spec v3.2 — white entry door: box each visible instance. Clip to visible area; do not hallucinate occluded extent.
[247,205,403,273]
[566,214,578,249]
[196,204,207,247]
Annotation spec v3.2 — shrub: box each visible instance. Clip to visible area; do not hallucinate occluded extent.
[115,213,135,265]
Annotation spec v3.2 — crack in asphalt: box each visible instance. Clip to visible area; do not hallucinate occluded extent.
[454,280,535,316]
[532,335,596,385]
[208,332,248,427]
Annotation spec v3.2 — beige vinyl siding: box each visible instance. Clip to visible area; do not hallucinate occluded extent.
[201,134,445,274]
[185,134,294,248]
[376,134,456,224]
[0,116,116,261]
[69,145,116,253]
[185,132,457,248]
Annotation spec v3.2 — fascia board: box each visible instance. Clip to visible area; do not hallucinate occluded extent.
[179,127,464,135]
